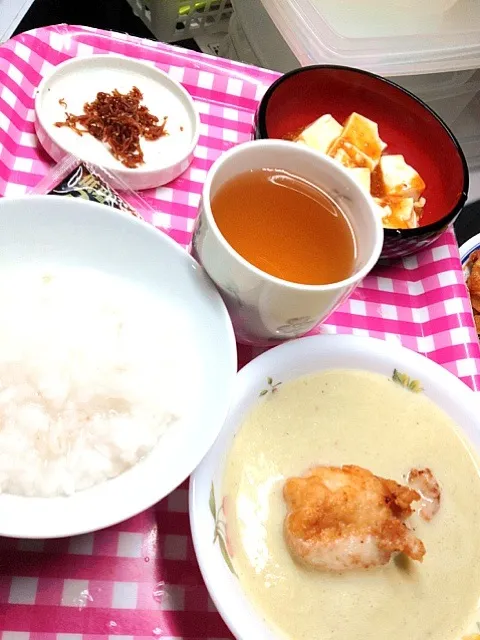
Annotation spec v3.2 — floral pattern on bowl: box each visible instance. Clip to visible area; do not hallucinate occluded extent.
[276,316,314,336]
[392,368,423,393]
[259,377,282,397]
[210,483,236,576]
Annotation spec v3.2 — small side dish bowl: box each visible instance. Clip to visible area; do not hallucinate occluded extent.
[0,195,236,538]
[190,334,480,639]
[254,65,469,260]
[35,55,200,190]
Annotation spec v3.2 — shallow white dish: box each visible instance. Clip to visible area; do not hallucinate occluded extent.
[0,195,236,538]
[34,55,200,190]
[189,334,480,640]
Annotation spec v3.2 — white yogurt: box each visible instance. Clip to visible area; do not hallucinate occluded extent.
[37,55,197,173]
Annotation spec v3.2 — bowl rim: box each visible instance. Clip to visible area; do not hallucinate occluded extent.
[189,333,480,640]
[459,232,480,266]
[0,195,237,539]
[34,54,201,179]
[255,64,469,238]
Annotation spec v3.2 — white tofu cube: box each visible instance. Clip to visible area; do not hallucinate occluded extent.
[378,155,426,201]
[329,112,387,169]
[381,197,417,229]
[413,197,426,224]
[348,167,371,193]
[330,142,376,171]
[391,198,415,222]
[374,198,392,222]
[296,114,343,154]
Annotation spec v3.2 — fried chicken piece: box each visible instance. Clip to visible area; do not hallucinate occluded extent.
[283,465,425,572]
[467,249,480,270]
[466,251,480,337]
[408,468,441,522]
[467,251,480,296]
[471,294,480,314]
[468,266,480,298]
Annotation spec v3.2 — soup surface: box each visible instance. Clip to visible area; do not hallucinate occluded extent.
[210,168,356,285]
[223,370,480,640]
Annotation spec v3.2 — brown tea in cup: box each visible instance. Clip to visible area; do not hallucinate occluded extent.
[210,168,356,286]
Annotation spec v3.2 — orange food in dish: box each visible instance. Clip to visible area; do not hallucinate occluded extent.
[55,87,168,168]
[466,250,480,336]
[290,111,426,230]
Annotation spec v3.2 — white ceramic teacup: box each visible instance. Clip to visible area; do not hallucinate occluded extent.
[191,140,383,345]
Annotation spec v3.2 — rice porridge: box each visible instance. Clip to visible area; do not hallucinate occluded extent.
[0,266,195,497]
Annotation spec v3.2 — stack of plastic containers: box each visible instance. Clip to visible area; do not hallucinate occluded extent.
[225,0,480,172]
[258,0,480,75]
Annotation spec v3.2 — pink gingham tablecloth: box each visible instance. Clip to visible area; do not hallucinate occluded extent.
[0,23,479,640]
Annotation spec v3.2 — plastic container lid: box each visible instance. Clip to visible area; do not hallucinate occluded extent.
[258,0,480,75]
[450,89,480,170]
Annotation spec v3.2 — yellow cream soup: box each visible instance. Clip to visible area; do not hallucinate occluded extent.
[223,370,480,640]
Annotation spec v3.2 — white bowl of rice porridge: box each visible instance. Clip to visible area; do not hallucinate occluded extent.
[0,195,236,539]
[190,334,480,640]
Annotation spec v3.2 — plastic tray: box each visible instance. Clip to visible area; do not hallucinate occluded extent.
[124,0,233,43]
[0,24,479,640]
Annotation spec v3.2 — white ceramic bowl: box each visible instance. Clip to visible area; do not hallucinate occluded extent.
[0,195,236,538]
[34,55,200,190]
[190,334,480,640]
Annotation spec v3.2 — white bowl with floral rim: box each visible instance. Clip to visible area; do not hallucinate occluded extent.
[189,334,480,640]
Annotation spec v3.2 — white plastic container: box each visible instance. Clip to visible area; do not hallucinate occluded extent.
[258,0,480,76]
[449,84,480,170]
[228,1,480,123]
[226,0,480,170]
[228,0,298,72]
[218,13,258,66]
[366,0,460,9]
[396,72,479,125]
[124,0,233,43]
